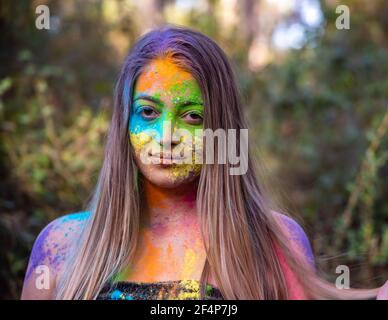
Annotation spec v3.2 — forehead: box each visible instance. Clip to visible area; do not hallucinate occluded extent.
[134,57,200,96]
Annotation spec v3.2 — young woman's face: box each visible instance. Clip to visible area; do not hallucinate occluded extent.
[129,57,204,188]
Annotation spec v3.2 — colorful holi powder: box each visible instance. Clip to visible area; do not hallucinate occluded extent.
[135,57,195,94]
[114,222,204,283]
[116,231,164,282]
[278,214,315,268]
[25,211,90,281]
[118,56,209,289]
[180,248,198,280]
[129,57,204,183]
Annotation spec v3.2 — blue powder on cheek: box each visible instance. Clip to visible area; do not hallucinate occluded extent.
[129,115,161,136]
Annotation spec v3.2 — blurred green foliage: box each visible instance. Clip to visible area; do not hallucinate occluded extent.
[0,0,387,298]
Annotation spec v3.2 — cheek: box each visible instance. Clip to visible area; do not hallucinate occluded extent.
[130,131,153,154]
[129,116,146,135]
[129,115,156,152]
[172,130,204,180]
[175,123,203,145]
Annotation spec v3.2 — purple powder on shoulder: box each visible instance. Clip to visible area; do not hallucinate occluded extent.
[25,221,55,281]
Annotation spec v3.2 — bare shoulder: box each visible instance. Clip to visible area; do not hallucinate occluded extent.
[272,211,315,268]
[21,211,90,299]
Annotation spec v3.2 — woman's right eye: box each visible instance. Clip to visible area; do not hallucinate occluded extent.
[139,106,159,120]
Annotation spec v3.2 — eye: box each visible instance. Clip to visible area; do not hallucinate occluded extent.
[139,106,159,120]
[182,112,203,125]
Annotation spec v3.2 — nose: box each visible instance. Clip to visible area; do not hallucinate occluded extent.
[155,119,180,149]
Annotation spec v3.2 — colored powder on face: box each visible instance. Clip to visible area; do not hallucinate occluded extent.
[166,163,202,182]
[135,57,194,93]
[128,57,205,183]
[130,131,153,150]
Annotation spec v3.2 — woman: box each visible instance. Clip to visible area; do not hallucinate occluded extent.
[21,25,388,300]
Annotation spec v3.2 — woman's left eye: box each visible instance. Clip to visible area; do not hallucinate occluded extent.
[182,112,203,125]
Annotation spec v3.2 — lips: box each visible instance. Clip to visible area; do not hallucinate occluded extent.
[148,152,185,165]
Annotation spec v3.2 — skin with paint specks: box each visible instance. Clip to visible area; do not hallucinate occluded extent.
[21,58,322,299]
[121,57,208,283]
[21,212,89,299]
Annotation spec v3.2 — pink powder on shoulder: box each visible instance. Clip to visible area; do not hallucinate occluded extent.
[275,244,308,299]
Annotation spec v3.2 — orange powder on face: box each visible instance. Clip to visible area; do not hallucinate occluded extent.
[136,57,193,94]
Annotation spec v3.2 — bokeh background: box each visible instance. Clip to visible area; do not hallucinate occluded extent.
[1,0,387,299]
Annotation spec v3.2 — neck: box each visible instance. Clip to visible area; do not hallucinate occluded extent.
[140,178,199,230]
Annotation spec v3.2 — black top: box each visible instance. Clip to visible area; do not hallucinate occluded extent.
[97,279,224,300]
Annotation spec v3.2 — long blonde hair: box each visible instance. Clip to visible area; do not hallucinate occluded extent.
[55,25,379,300]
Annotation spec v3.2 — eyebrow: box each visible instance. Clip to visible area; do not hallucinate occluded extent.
[133,94,163,106]
[178,100,204,108]
[133,94,203,108]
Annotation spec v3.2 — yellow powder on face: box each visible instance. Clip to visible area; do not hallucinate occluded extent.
[130,132,153,153]
[168,164,202,181]
[132,134,202,184]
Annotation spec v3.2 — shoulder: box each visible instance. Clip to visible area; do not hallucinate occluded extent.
[21,211,91,299]
[24,211,91,282]
[272,211,315,268]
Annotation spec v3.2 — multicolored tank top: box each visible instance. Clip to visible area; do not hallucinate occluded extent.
[97,279,224,300]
